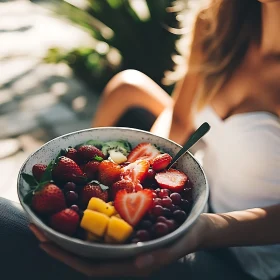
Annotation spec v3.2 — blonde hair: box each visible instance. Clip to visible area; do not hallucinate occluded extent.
[192,0,261,109]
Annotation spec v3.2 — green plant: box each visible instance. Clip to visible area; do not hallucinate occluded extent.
[38,0,186,93]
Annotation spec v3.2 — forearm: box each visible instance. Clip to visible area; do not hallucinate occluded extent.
[200,204,280,249]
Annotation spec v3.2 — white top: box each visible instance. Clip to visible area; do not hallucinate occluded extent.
[194,106,280,280]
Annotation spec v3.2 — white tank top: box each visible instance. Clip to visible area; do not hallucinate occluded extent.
[194,106,280,280]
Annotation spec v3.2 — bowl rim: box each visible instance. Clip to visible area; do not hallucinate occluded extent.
[17,127,209,250]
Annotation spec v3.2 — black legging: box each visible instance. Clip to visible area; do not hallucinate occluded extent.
[0,197,257,280]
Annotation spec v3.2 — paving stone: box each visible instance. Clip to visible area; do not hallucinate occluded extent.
[0,138,21,159]
[0,110,38,139]
[19,92,58,111]
[0,58,39,87]
[36,103,77,125]
[50,119,92,138]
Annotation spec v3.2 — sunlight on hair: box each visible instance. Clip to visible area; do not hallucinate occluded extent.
[96,42,109,55]
[106,49,122,67]
[128,0,151,22]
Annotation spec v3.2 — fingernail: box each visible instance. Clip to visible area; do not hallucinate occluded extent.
[135,255,154,269]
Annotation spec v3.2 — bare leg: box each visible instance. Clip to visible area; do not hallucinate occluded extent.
[92,70,173,128]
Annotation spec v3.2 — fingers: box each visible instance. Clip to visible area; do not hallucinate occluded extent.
[29,224,49,243]
[135,233,196,271]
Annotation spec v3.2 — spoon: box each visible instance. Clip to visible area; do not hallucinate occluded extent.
[167,122,210,170]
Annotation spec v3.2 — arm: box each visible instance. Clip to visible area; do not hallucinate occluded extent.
[92,70,172,127]
[200,204,280,249]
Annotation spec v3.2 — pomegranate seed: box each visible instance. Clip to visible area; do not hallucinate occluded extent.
[154,222,169,237]
[70,204,79,213]
[139,220,153,230]
[165,219,177,232]
[64,182,76,192]
[153,198,162,206]
[170,193,182,205]
[162,207,172,218]
[173,210,187,224]
[156,216,167,223]
[161,197,173,208]
[158,189,170,198]
[152,205,163,216]
[136,230,150,241]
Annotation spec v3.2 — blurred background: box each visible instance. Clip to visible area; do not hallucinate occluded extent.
[0,0,200,202]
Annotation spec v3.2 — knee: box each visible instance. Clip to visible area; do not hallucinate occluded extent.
[103,70,152,97]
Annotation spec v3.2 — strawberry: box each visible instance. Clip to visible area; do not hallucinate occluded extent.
[111,179,134,200]
[84,160,100,180]
[64,147,80,163]
[151,153,172,172]
[121,159,149,184]
[155,169,188,192]
[31,183,66,214]
[52,156,86,185]
[49,208,80,236]
[98,160,121,186]
[32,164,47,182]
[114,189,154,226]
[80,181,109,207]
[77,145,105,163]
[127,143,161,163]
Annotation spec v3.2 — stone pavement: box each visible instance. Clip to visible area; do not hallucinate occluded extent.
[0,0,101,202]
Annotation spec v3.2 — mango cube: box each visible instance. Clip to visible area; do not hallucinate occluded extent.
[80,210,109,237]
[106,216,133,243]
[87,198,116,217]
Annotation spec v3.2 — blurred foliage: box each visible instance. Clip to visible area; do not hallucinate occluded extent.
[38,0,186,94]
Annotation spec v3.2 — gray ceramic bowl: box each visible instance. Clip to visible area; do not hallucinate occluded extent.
[17,127,209,259]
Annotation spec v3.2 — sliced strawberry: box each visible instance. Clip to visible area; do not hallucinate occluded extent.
[152,153,172,172]
[49,208,80,236]
[114,189,154,226]
[127,143,161,163]
[121,159,149,184]
[98,160,121,186]
[32,164,47,182]
[155,169,188,192]
[111,179,134,200]
[32,183,66,214]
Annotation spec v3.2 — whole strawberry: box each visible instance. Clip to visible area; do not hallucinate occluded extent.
[52,156,85,185]
[77,145,105,163]
[111,179,134,200]
[64,147,80,164]
[32,164,47,182]
[80,182,109,208]
[84,160,100,180]
[32,183,66,215]
[98,160,121,186]
[49,208,80,236]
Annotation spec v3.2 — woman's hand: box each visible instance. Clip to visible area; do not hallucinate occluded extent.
[29,215,209,278]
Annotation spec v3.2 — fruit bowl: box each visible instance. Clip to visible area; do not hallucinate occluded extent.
[17,127,209,259]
